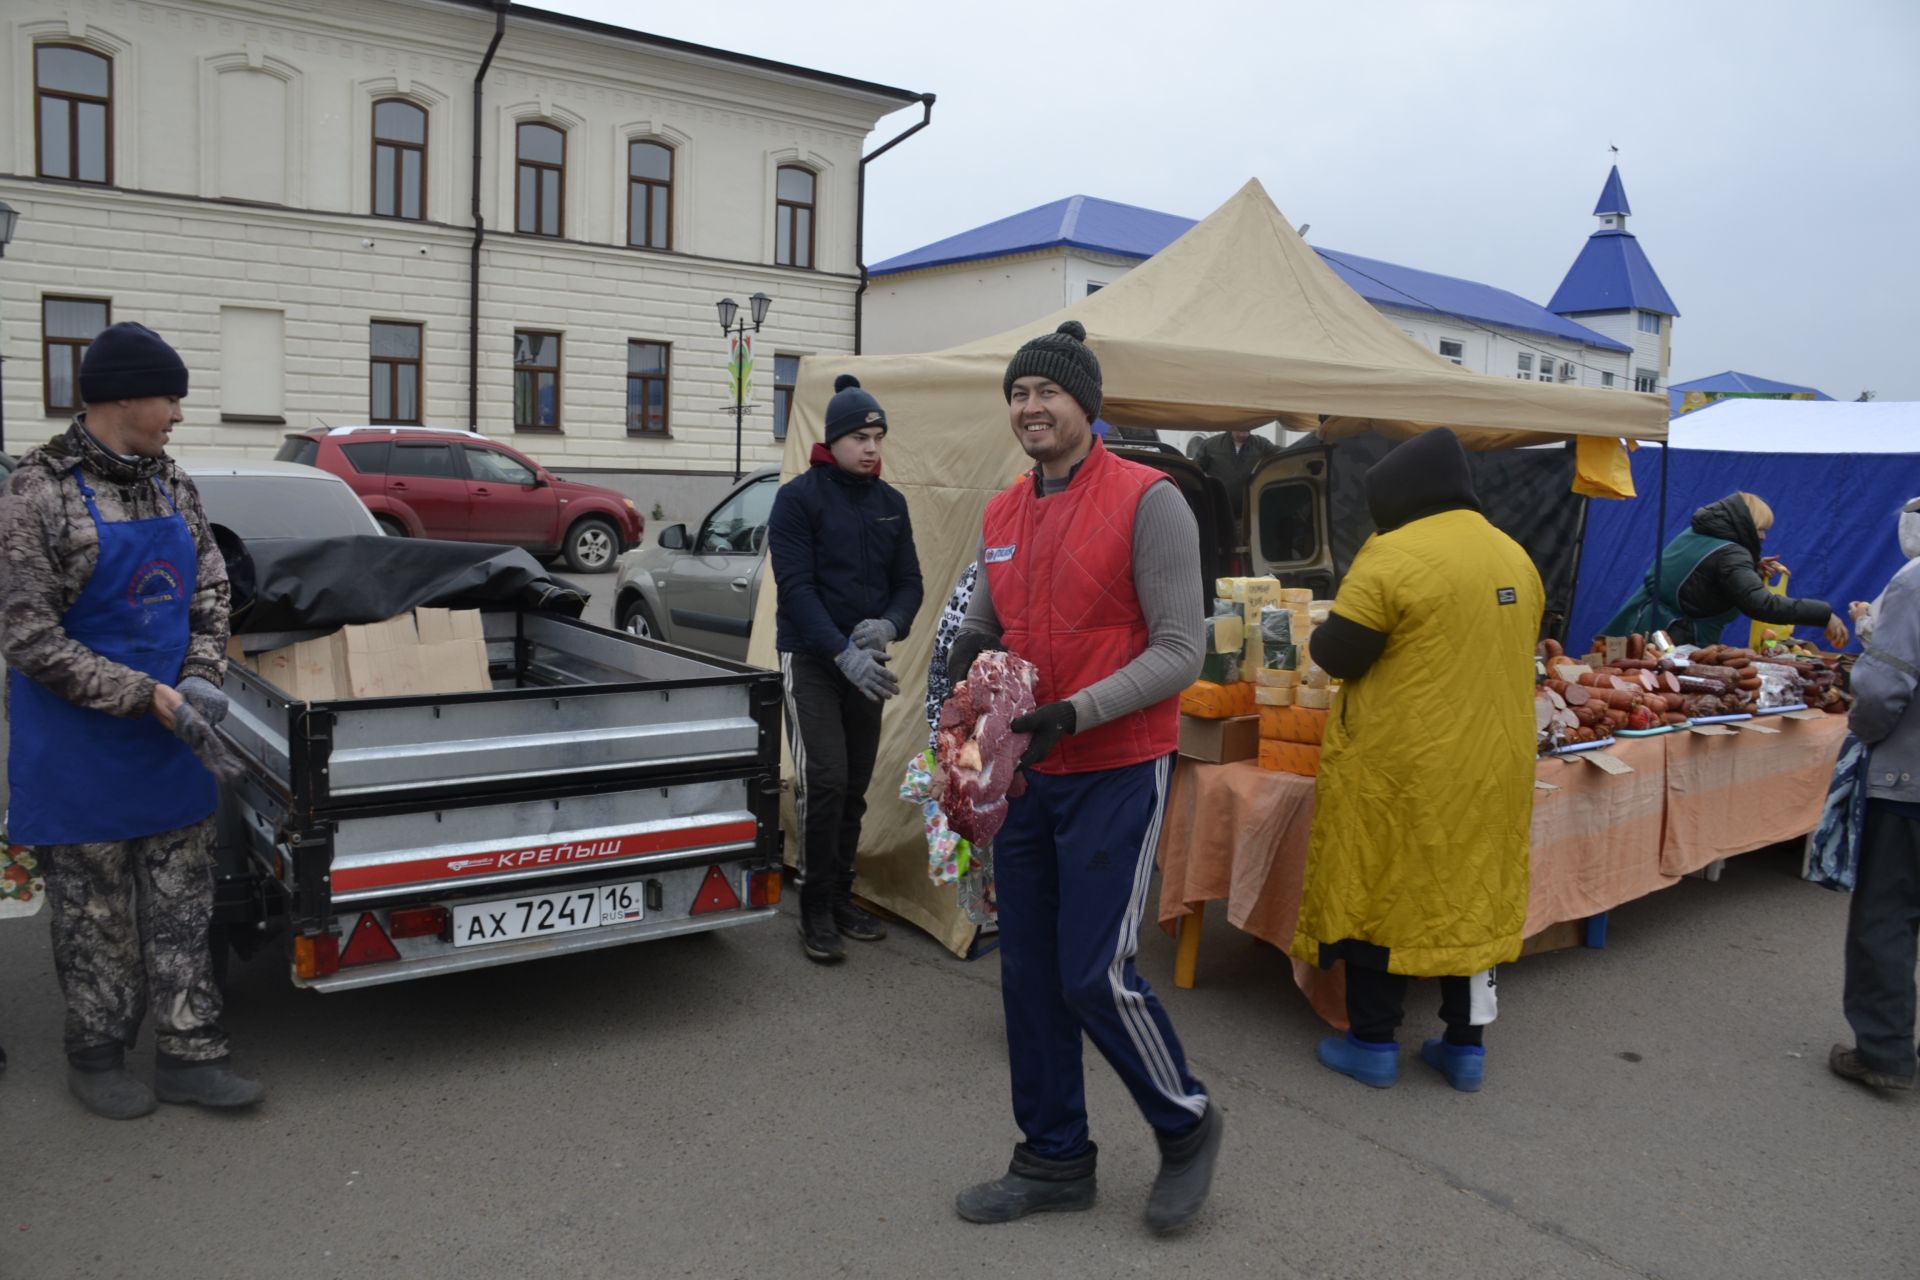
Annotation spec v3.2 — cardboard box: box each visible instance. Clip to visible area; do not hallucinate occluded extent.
[1179,714,1261,764]
[252,608,493,702]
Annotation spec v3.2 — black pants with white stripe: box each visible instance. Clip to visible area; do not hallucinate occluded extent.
[779,651,884,918]
[993,754,1209,1161]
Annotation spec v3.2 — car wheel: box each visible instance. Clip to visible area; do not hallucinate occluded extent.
[376,515,408,538]
[618,596,661,641]
[565,517,619,574]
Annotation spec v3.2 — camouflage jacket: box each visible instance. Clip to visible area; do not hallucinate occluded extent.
[1,418,228,717]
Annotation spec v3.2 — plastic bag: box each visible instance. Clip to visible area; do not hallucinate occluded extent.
[1,842,46,919]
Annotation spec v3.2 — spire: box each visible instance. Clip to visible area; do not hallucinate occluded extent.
[1593,166,1630,229]
[1548,166,1678,318]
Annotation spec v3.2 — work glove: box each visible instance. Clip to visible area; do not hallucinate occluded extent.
[849,619,897,652]
[172,702,249,784]
[1011,700,1077,770]
[177,675,230,726]
[946,631,999,686]
[835,642,901,703]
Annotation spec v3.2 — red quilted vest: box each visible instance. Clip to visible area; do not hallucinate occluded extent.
[981,439,1180,775]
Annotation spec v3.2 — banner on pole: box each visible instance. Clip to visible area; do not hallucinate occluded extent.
[728,332,754,405]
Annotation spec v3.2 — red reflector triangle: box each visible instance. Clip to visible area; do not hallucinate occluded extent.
[690,865,741,914]
[340,911,401,967]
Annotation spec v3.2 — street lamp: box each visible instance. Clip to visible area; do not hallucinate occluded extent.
[0,200,19,453]
[717,290,773,480]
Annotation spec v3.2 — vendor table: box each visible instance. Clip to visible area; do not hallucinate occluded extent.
[1156,713,1848,1021]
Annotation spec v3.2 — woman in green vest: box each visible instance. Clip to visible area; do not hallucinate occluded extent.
[1604,492,1850,649]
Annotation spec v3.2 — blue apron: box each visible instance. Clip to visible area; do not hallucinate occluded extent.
[6,472,217,845]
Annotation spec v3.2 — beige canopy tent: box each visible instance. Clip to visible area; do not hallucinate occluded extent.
[747,177,1669,957]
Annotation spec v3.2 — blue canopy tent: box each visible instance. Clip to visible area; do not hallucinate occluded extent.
[1569,400,1920,652]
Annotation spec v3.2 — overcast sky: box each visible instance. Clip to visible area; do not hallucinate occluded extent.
[537,0,1920,402]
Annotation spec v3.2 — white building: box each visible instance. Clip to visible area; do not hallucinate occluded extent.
[0,0,929,507]
[865,173,1678,431]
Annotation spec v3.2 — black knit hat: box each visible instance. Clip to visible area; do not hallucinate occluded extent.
[79,322,189,403]
[824,374,887,444]
[1004,320,1102,422]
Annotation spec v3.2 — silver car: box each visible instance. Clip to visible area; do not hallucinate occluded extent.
[612,466,778,661]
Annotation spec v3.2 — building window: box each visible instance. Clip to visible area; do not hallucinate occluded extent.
[42,296,111,415]
[1086,282,1105,295]
[1516,352,1534,380]
[36,44,112,185]
[372,99,427,220]
[626,340,670,436]
[516,123,565,237]
[513,330,562,430]
[1438,339,1465,365]
[1637,311,1662,335]
[772,354,801,441]
[628,141,673,250]
[1602,371,1615,388]
[370,321,423,425]
[774,165,816,269]
[1634,368,1658,393]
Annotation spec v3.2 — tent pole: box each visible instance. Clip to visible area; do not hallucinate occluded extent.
[1653,442,1669,633]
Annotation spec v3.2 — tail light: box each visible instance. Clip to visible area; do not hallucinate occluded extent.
[690,864,742,915]
[293,932,340,980]
[388,905,450,940]
[748,868,782,907]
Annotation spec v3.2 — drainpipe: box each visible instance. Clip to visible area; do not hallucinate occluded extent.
[469,0,509,430]
[853,93,935,355]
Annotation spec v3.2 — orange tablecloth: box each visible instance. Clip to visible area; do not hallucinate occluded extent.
[1156,713,1849,1018]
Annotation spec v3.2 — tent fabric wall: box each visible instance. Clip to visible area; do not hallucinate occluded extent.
[750,179,1668,958]
[1568,402,1920,653]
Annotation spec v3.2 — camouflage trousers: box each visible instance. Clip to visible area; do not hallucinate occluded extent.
[42,817,228,1063]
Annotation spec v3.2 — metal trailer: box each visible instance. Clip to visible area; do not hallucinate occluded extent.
[212,609,784,991]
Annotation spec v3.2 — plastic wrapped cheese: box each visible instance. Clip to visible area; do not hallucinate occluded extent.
[1295,685,1333,710]
[1180,680,1256,719]
[1258,739,1321,775]
[1254,684,1295,706]
[1254,667,1297,688]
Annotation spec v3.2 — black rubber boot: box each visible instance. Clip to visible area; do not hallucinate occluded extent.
[800,909,845,963]
[1144,1102,1224,1234]
[155,1053,264,1108]
[955,1143,1098,1224]
[832,901,888,942]
[67,1044,156,1120]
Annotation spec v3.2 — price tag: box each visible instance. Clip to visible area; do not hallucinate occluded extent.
[1580,750,1634,775]
[1689,724,1738,737]
[1733,720,1781,734]
[1604,636,1629,664]
[1784,710,1829,722]
[1534,778,1560,792]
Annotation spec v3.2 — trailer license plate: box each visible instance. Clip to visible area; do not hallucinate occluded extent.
[452,880,647,948]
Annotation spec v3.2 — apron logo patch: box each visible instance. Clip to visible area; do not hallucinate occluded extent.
[984,544,1016,564]
[1496,587,1518,606]
[128,560,186,607]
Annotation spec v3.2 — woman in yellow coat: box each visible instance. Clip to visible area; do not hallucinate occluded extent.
[1291,428,1544,1092]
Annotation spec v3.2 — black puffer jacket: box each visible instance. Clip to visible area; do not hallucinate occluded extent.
[1675,495,1832,631]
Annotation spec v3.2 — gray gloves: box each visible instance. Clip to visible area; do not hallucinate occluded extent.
[835,642,900,702]
[849,618,897,652]
[172,702,248,783]
[177,675,230,726]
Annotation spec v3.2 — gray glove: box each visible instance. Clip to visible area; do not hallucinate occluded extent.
[849,618,897,652]
[172,702,248,783]
[834,642,900,702]
[177,675,230,726]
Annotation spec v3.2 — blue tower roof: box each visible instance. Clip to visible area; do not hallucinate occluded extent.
[1593,165,1631,216]
[1548,231,1679,317]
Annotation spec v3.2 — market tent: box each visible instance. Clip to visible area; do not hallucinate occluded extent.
[751,177,1669,956]
[1569,399,1920,652]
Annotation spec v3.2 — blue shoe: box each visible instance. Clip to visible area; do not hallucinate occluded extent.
[1316,1033,1399,1088]
[1421,1038,1485,1092]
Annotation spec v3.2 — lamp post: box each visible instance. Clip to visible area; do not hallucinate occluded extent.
[717,290,772,480]
[0,200,19,453]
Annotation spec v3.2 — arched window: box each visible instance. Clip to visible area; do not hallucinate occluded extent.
[628,141,673,250]
[516,122,566,237]
[36,44,112,184]
[774,165,815,269]
[373,98,427,220]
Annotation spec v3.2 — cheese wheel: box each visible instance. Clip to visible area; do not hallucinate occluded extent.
[1254,667,1298,687]
[1295,686,1333,710]
[1254,685,1295,706]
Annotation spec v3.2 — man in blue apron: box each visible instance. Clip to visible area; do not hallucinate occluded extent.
[1,323,262,1118]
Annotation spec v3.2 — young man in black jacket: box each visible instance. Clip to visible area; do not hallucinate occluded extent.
[768,375,923,962]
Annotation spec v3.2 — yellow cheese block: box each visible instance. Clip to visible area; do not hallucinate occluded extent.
[1259,739,1322,775]
[1179,680,1256,719]
[1260,705,1330,743]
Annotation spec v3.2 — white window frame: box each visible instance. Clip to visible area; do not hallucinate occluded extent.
[1637,311,1662,335]
[1438,338,1464,365]
[1634,368,1658,393]
[1516,352,1534,380]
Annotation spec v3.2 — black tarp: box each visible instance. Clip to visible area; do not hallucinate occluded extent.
[228,536,588,633]
[1317,433,1588,641]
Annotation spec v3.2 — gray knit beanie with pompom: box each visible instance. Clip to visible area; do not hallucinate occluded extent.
[1003,320,1102,422]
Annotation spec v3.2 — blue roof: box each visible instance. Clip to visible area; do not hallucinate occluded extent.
[1666,370,1834,414]
[872,195,1631,352]
[1593,165,1631,216]
[1547,230,1679,317]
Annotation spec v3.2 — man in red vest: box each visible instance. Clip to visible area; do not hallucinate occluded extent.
[945,321,1222,1234]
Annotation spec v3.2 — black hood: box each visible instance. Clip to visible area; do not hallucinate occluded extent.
[1364,427,1480,532]
[1690,494,1762,561]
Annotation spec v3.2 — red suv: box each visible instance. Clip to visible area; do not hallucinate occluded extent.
[276,426,643,573]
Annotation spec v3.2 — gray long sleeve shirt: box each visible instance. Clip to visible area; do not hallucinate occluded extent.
[957,476,1203,731]
[1851,558,1920,805]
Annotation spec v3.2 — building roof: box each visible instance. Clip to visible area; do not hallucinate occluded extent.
[1593,165,1632,216]
[1547,230,1679,318]
[1667,370,1834,415]
[871,195,1631,352]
